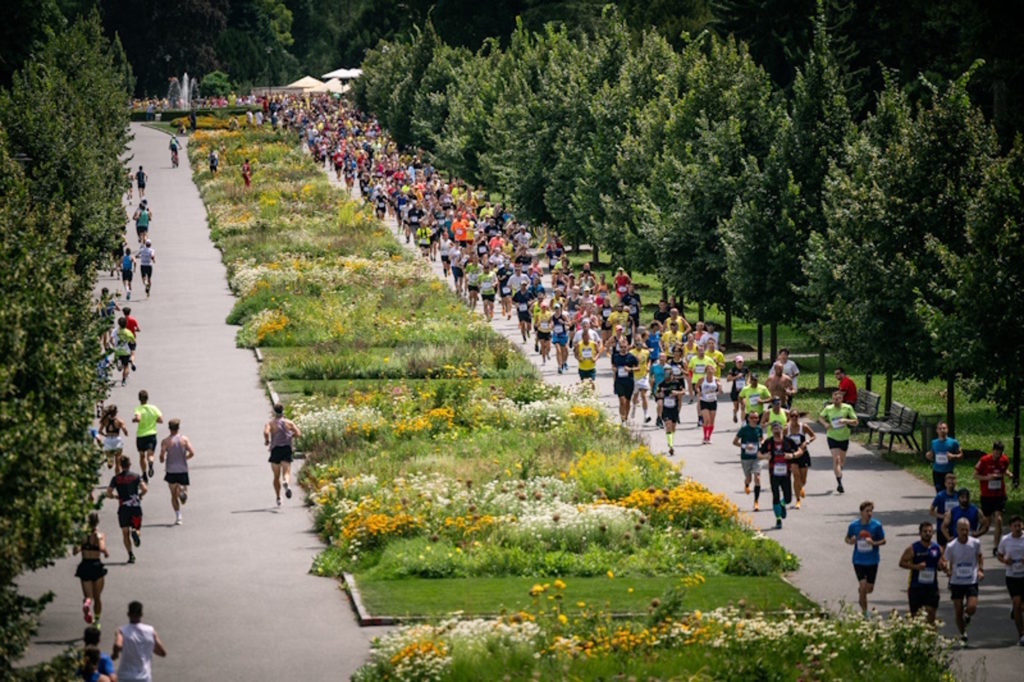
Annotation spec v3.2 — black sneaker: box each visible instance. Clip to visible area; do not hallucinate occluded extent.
[836,483,845,494]
[776,519,783,529]
[131,529,141,547]
[127,553,136,564]
[284,483,292,499]
[656,418,664,428]
[130,362,136,372]
[179,490,188,505]
[148,462,154,478]
[141,472,148,483]
[781,504,787,519]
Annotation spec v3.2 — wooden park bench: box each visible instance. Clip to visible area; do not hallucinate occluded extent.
[853,390,880,427]
[867,401,919,452]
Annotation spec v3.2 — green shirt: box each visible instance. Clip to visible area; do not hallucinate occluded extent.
[739,385,771,413]
[134,403,162,437]
[764,407,788,430]
[820,403,856,440]
[114,328,134,357]
[737,424,763,460]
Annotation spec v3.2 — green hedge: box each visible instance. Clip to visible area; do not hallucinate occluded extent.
[129,106,258,122]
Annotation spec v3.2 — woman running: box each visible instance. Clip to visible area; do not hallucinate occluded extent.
[785,409,816,508]
[100,405,129,472]
[479,265,497,321]
[699,364,723,444]
[535,302,553,364]
[551,303,570,374]
[630,335,652,424]
[464,255,481,310]
[73,511,109,625]
[658,361,685,455]
[611,336,638,425]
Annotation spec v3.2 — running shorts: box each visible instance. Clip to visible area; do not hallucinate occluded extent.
[164,472,190,486]
[614,378,634,399]
[792,453,812,468]
[661,406,680,424]
[980,496,1006,517]
[699,400,717,412]
[1007,576,1024,599]
[908,586,939,612]
[103,436,124,452]
[578,368,596,381]
[136,434,157,453]
[741,458,760,478]
[141,265,152,279]
[117,506,142,530]
[269,445,293,464]
[122,269,133,282]
[826,437,849,452]
[536,331,551,341]
[552,333,568,346]
[950,583,979,600]
[854,563,878,585]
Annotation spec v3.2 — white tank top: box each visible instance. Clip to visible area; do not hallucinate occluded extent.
[701,378,718,402]
[118,622,155,681]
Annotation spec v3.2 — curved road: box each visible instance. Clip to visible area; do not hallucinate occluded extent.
[18,124,369,678]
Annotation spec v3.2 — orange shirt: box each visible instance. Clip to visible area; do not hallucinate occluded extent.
[453,219,467,242]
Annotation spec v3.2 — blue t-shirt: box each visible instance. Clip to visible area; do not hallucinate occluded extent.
[950,504,980,532]
[930,436,961,473]
[930,489,958,517]
[848,518,884,565]
[650,364,665,390]
[121,254,132,271]
[646,332,661,361]
[82,653,114,681]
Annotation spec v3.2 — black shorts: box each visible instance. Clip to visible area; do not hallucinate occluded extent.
[950,583,979,600]
[1007,576,1024,599]
[141,265,152,278]
[75,559,108,582]
[441,255,450,263]
[827,437,849,452]
[662,406,680,423]
[792,453,812,468]
[908,586,940,612]
[517,313,532,323]
[165,472,190,486]
[117,355,131,369]
[136,434,157,453]
[699,400,717,412]
[980,496,1006,517]
[614,379,634,398]
[578,368,596,380]
[122,269,133,282]
[269,445,293,464]
[854,564,878,584]
[536,331,550,341]
[451,268,463,279]
[128,342,137,351]
[482,293,495,302]
[467,285,479,293]
[117,506,142,530]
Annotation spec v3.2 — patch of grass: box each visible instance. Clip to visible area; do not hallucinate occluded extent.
[353,574,812,617]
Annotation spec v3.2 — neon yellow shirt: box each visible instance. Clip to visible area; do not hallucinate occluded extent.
[739,385,771,413]
[577,342,597,371]
[133,404,162,437]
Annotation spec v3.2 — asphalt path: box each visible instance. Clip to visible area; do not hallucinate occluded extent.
[325,163,1021,679]
[18,124,370,679]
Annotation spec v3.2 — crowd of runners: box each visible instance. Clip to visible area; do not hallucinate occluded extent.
[267,94,1024,647]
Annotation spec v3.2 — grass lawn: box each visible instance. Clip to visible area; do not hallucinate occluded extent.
[353,574,813,618]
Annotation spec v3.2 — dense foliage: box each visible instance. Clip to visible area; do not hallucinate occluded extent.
[0,11,129,674]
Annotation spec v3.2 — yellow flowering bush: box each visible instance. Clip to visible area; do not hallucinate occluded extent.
[566,447,681,500]
[616,479,739,528]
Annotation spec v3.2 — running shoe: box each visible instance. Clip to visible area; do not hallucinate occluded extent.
[1018,635,1024,647]
[276,498,282,507]
[733,414,738,423]
[754,502,759,511]
[284,483,292,499]
[130,362,136,371]
[126,291,130,300]
[775,519,782,529]
[836,483,845,494]
[960,635,968,648]
[83,598,93,623]
[795,499,801,509]
[781,504,787,519]
[131,529,141,547]
[179,490,187,504]
[141,472,148,483]
[745,485,750,495]
[127,553,136,564]
[147,462,154,478]
[644,416,651,424]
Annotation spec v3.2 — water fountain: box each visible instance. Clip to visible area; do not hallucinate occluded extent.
[166,73,200,110]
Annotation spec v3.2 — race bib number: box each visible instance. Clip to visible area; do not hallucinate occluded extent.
[954,564,974,580]
[617,367,630,378]
[831,417,844,429]
[693,363,706,375]
[917,568,936,585]
[664,397,676,408]
[501,287,511,296]
[1011,560,1024,578]
[788,435,802,446]
[553,325,564,334]
[856,538,873,553]
[581,348,593,360]
[734,378,745,390]
[742,443,757,455]
[671,366,682,376]
[934,452,948,466]
[772,463,788,477]
[539,322,551,332]
[749,395,760,406]
[518,303,528,312]
[988,478,1002,490]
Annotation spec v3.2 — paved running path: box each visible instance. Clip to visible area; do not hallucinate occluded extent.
[324,167,1019,677]
[18,124,370,678]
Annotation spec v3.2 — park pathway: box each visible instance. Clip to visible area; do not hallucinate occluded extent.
[18,124,370,679]
[324,166,1018,678]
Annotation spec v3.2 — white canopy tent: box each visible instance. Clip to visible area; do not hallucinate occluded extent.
[321,68,363,80]
[285,75,325,91]
[310,78,349,94]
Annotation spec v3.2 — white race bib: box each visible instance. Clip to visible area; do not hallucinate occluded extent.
[772,462,788,477]
[856,538,873,553]
[742,443,757,455]
[553,325,564,334]
[501,287,511,295]
[671,366,682,376]
[989,478,1002,490]
[663,397,676,408]
[954,564,975,580]
[517,303,528,312]
[539,322,551,332]
[934,451,948,466]
[734,377,746,390]
[617,367,629,378]
[918,568,936,584]
[831,417,844,429]
[749,395,760,406]
[581,348,593,360]
[1011,560,1024,578]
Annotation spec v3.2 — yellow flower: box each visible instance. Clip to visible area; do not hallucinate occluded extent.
[553,579,566,590]
[557,614,568,625]
[607,570,615,580]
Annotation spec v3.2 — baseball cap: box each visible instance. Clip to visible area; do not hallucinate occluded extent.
[735,355,744,362]
[770,422,783,431]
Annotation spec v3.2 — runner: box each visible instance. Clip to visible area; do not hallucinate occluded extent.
[898,521,943,624]
[574,326,599,386]
[120,248,135,300]
[114,318,135,386]
[105,457,146,564]
[698,364,722,444]
[99,405,129,472]
[925,421,962,491]
[764,362,795,408]
[168,134,179,168]
[135,165,147,199]
[611,336,639,426]
[761,397,788,431]
[132,200,151,245]
[930,472,960,547]
[83,626,115,680]
[818,390,857,494]
[113,601,167,680]
[512,280,534,344]
[72,511,109,625]
[464,255,482,311]
[945,517,984,646]
[733,411,763,510]
[479,264,498,322]
[132,390,163,483]
[264,403,302,507]
[975,441,1010,555]
[137,240,155,297]
[760,422,800,528]
[727,355,749,423]
[737,372,770,424]
[629,334,651,424]
[995,515,1024,645]
[658,358,686,456]
[784,409,816,507]
[650,354,667,428]
[942,488,989,540]
[123,308,140,369]
[535,301,553,363]
[551,303,570,374]
[845,501,885,617]
[778,348,800,396]
[687,346,713,423]
[241,158,252,189]
[209,148,219,175]
[158,418,195,525]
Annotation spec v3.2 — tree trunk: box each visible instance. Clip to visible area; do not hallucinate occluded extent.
[885,373,893,413]
[757,324,763,362]
[725,304,733,346]
[946,372,956,437]
[590,243,599,267]
[572,235,580,253]
[661,286,668,303]
[817,347,825,390]
[865,373,872,391]
[1012,391,1021,488]
[698,302,705,322]
[769,322,778,363]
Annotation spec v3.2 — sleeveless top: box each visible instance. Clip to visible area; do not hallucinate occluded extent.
[117,622,155,680]
[908,540,941,589]
[785,425,805,449]
[270,418,293,449]
[700,378,718,402]
[164,434,188,474]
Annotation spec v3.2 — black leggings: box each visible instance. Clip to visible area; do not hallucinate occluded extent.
[770,474,793,507]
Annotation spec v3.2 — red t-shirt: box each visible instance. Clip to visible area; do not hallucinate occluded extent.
[615,275,631,297]
[975,453,1009,498]
[125,316,140,335]
[838,376,857,405]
